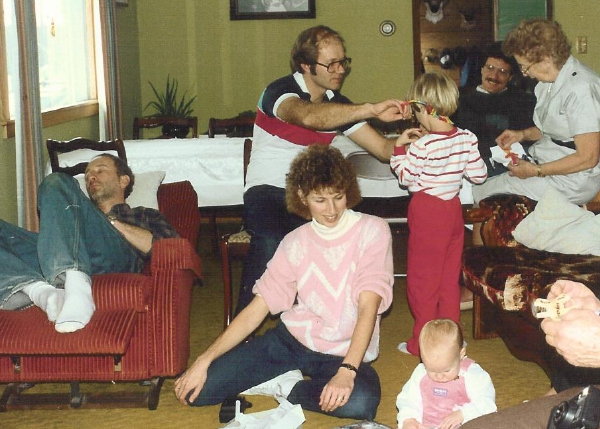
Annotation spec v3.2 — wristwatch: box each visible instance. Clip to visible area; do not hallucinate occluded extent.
[107,214,117,225]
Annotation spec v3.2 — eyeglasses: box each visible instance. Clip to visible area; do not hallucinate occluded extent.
[315,57,352,73]
[482,63,511,77]
[519,61,535,75]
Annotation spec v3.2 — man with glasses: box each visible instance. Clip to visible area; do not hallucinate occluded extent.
[238,25,407,313]
[452,43,536,177]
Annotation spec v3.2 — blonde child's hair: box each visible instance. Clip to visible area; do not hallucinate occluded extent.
[407,72,459,117]
[419,318,464,358]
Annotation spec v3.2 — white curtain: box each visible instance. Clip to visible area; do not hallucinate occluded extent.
[14,0,43,230]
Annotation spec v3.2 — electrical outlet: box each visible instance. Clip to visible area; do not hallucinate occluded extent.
[576,36,588,54]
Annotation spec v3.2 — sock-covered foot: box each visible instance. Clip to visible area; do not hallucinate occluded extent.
[55,271,95,333]
[22,281,65,322]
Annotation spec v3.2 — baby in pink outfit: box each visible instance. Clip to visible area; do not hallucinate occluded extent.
[396,319,496,429]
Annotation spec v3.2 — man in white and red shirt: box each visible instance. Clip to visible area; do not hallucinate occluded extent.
[238,24,408,313]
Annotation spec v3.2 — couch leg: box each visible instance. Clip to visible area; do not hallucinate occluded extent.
[146,377,164,410]
[473,294,499,340]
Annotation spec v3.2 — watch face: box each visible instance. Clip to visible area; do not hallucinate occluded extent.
[380,20,396,36]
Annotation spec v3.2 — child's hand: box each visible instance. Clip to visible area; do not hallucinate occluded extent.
[438,410,463,429]
[395,128,423,147]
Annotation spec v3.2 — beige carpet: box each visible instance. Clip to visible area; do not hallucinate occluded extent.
[0,223,551,428]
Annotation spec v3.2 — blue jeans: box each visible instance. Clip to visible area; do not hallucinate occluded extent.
[0,173,144,309]
[237,185,306,313]
[189,323,381,420]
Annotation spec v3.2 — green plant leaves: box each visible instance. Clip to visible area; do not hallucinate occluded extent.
[144,75,196,118]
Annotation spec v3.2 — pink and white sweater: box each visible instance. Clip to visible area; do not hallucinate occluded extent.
[390,127,487,200]
[253,213,394,361]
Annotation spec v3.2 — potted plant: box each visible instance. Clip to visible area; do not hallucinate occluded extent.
[144,75,197,138]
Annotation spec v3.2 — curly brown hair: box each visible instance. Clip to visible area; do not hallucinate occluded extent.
[285,145,361,219]
[290,25,345,75]
[503,19,571,68]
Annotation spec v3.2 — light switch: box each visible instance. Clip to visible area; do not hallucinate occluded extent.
[576,36,588,54]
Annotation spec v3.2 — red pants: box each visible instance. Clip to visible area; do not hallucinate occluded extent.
[406,191,463,355]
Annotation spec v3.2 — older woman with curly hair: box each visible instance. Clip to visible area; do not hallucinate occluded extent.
[472,19,600,205]
[175,145,394,421]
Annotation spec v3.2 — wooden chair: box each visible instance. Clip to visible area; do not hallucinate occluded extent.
[208,113,255,138]
[0,138,202,411]
[219,138,253,327]
[132,116,198,139]
[46,137,127,176]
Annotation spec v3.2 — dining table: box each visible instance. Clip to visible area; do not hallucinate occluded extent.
[45,135,475,208]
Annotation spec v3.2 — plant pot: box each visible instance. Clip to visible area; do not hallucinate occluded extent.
[162,123,190,139]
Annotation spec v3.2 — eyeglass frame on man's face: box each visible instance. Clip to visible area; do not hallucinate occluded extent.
[314,57,352,73]
[482,63,511,77]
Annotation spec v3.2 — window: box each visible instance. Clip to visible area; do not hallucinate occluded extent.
[1,0,98,136]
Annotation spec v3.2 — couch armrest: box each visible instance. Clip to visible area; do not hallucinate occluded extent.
[149,237,202,280]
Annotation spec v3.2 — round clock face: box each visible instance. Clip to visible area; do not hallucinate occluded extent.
[380,20,396,36]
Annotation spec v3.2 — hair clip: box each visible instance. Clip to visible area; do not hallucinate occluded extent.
[405,99,454,125]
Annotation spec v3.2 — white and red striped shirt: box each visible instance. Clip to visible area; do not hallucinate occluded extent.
[390,127,487,200]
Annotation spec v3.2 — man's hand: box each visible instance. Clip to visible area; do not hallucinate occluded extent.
[370,99,411,122]
[495,129,524,150]
[547,280,600,311]
[174,356,210,404]
[541,308,600,367]
[319,368,355,413]
[439,410,464,429]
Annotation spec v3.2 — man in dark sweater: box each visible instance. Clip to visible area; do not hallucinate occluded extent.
[452,44,536,177]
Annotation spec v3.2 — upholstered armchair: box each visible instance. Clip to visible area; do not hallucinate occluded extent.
[0,180,202,411]
[462,194,600,376]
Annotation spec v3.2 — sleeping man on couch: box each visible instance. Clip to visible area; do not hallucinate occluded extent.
[0,154,178,333]
[463,279,600,429]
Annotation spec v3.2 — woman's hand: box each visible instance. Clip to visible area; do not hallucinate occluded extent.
[495,129,524,150]
[402,418,426,429]
[506,158,538,178]
[395,128,423,147]
[319,368,355,412]
[174,356,210,404]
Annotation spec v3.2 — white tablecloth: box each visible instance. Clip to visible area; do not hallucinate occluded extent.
[46,136,246,208]
[46,135,474,207]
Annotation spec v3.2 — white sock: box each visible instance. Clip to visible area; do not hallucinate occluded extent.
[55,271,95,333]
[22,281,65,322]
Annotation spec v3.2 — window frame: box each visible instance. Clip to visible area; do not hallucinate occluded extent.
[0,0,99,138]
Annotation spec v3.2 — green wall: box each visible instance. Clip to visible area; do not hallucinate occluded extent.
[128,0,414,137]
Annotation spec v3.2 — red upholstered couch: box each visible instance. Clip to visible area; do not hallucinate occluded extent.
[462,194,600,377]
[0,181,202,410]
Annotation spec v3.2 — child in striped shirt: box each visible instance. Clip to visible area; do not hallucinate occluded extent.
[391,72,487,356]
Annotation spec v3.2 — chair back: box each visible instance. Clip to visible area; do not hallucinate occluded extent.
[46,137,126,176]
[208,114,255,138]
[132,116,198,139]
[346,151,396,181]
[243,138,252,185]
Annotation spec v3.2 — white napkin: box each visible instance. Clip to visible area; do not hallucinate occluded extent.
[489,142,529,167]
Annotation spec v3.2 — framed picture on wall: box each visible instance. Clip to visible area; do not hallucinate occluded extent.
[230,0,315,20]
[494,0,552,40]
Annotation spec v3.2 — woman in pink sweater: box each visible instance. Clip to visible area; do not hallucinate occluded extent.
[175,145,394,420]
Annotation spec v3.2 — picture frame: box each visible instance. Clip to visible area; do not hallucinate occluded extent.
[230,0,315,21]
[494,0,552,41]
